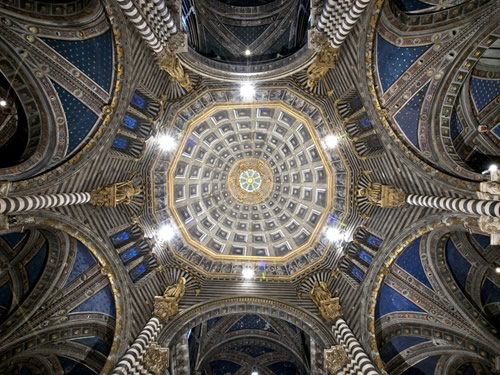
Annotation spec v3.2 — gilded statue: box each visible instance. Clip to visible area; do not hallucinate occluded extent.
[157,51,193,91]
[357,182,406,208]
[143,342,169,375]
[324,345,349,374]
[90,181,141,208]
[310,282,342,321]
[307,34,339,89]
[153,277,186,322]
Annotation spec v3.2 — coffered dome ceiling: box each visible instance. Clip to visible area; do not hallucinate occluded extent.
[152,86,350,277]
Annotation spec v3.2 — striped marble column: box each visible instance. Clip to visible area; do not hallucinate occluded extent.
[332,318,380,375]
[0,192,91,214]
[406,194,500,217]
[110,317,163,375]
[317,0,371,49]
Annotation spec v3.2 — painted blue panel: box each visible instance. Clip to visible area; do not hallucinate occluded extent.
[71,285,116,318]
[358,115,373,130]
[72,337,111,356]
[52,81,98,155]
[494,123,500,138]
[394,83,429,149]
[445,239,471,291]
[43,31,113,92]
[225,24,270,46]
[235,344,274,357]
[401,355,440,375]
[1,232,26,248]
[227,314,277,333]
[472,234,490,249]
[119,247,140,264]
[209,360,241,375]
[351,266,365,281]
[376,284,424,319]
[358,250,373,265]
[131,93,146,109]
[470,78,500,111]
[376,34,430,92]
[122,114,138,130]
[380,336,429,363]
[58,356,98,375]
[450,110,463,140]
[268,362,299,375]
[396,238,433,289]
[26,241,48,290]
[129,263,148,282]
[481,279,500,305]
[0,282,12,310]
[393,0,433,12]
[65,241,97,286]
[112,136,129,150]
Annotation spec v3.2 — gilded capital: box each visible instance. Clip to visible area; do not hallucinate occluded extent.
[307,33,339,89]
[310,282,342,321]
[157,51,193,91]
[153,277,186,322]
[324,345,349,374]
[357,182,406,208]
[143,342,169,375]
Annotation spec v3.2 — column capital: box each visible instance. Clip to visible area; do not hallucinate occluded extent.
[358,182,407,208]
[324,345,349,374]
[310,282,342,321]
[143,342,169,375]
[153,277,186,322]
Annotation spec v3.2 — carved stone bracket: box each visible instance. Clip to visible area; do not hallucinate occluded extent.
[479,216,500,245]
[89,181,141,208]
[157,33,193,91]
[143,342,169,375]
[324,345,349,374]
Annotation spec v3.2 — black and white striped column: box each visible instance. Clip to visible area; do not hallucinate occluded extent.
[406,194,500,217]
[116,0,177,53]
[0,192,91,214]
[111,317,163,375]
[317,0,371,49]
[332,318,380,375]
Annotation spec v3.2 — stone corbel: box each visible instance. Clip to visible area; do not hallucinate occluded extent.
[478,216,500,245]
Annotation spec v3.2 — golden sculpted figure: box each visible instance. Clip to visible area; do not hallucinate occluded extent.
[90,181,141,208]
[143,342,169,375]
[157,51,193,91]
[153,277,186,322]
[324,345,349,374]
[310,282,342,321]
[357,182,406,208]
[307,34,339,89]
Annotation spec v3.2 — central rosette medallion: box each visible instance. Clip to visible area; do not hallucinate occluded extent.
[228,158,273,204]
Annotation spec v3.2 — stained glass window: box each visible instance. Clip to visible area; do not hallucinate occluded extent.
[129,263,148,282]
[366,234,383,248]
[112,136,129,150]
[351,266,364,282]
[358,250,373,265]
[239,169,262,192]
[111,230,130,246]
[120,247,139,264]
[122,114,138,130]
[358,116,372,130]
[131,93,145,109]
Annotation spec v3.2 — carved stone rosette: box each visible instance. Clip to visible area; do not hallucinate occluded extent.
[324,345,349,374]
[143,342,169,375]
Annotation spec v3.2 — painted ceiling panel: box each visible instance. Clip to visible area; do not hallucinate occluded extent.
[395,237,433,289]
[376,34,430,92]
[71,337,112,356]
[0,232,27,248]
[65,240,98,286]
[43,30,114,92]
[227,314,277,333]
[450,110,463,141]
[470,77,500,112]
[71,284,116,318]
[25,240,48,290]
[445,238,471,292]
[393,0,434,12]
[376,283,424,319]
[209,360,241,375]
[51,81,98,156]
[58,357,97,375]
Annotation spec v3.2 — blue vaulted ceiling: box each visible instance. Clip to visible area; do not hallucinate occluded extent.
[227,314,278,333]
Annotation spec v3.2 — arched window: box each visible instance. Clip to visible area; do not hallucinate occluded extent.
[130,89,161,119]
[109,224,143,248]
[121,113,153,139]
[335,89,364,120]
[111,134,145,158]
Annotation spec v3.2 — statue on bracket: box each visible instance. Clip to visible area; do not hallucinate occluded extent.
[310,281,342,321]
[153,277,187,322]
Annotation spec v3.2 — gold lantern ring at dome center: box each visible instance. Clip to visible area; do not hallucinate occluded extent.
[227,158,273,204]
